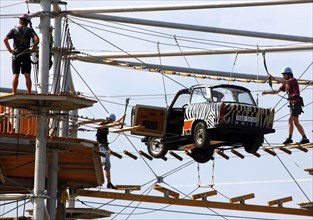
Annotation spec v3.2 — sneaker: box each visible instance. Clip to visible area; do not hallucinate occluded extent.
[107,182,117,189]
[300,138,309,144]
[283,138,293,145]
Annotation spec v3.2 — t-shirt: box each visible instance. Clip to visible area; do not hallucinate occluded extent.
[7,26,37,54]
[96,122,109,144]
[279,78,301,103]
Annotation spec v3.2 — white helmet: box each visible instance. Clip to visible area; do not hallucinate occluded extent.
[106,113,116,121]
[281,67,293,74]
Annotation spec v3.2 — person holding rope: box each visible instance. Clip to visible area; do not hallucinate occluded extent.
[96,113,118,189]
[3,16,39,94]
[262,67,310,145]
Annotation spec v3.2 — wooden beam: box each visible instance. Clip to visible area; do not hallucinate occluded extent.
[109,150,122,159]
[230,149,245,159]
[154,184,180,199]
[298,201,313,210]
[263,148,277,156]
[304,168,313,175]
[93,121,125,129]
[215,150,229,160]
[115,185,141,193]
[192,190,217,200]
[279,147,292,155]
[123,150,137,160]
[268,196,293,207]
[139,150,153,160]
[169,151,183,161]
[78,190,313,217]
[230,193,255,204]
[111,125,142,133]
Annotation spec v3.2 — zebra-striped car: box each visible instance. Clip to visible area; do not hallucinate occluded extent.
[131,84,275,163]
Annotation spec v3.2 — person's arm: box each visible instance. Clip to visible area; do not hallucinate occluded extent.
[3,36,13,54]
[268,74,288,84]
[262,88,282,95]
[31,34,39,52]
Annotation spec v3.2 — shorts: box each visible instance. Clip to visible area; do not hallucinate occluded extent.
[290,103,302,117]
[99,143,111,171]
[12,53,32,74]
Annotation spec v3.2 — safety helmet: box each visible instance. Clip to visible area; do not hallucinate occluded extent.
[106,113,116,121]
[281,67,293,75]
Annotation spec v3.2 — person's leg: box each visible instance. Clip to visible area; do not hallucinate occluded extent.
[293,117,305,136]
[24,73,32,93]
[283,115,294,144]
[12,58,20,94]
[12,74,19,94]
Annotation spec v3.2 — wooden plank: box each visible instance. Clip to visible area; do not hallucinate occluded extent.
[179,143,196,151]
[231,149,245,159]
[77,119,107,125]
[154,184,179,199]
[263,148,277,156]
[111,125,143,133]
[279,147,292,155]
[230,193,255,204]
[268,196,293,207]
[192,190,217,200]
[215,150,229,160]
[115,185,141,191]
[304,168,313,175]
[93,121,125,129]
[169,151,183,161]
[298,201,313,210]
[78,190,313,217]
[123,150,138,160]
[138,150,153,160]
[110,150,123,159]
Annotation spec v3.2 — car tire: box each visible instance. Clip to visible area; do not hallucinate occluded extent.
[193,122,210,149]
[147,137,168,158]
[191,147,214,163]
[244,134,264,153]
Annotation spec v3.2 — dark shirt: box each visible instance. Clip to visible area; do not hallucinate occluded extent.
[7,26,37,54]
[279,78,301,104]
[96,122,109,144]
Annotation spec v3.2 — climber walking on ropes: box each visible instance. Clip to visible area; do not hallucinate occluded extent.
[3,16,39,94]
[262,67,310,145]
[96,113,118,189]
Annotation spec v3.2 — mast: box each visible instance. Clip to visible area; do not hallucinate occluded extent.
[33,0,51,219]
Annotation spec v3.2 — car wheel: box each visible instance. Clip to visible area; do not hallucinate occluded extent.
[193,122,210,149]
[191,147,214,163]
[147,137,168,158]
[244,134,264,153]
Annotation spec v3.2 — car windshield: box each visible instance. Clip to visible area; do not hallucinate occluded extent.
[210,86,255,105]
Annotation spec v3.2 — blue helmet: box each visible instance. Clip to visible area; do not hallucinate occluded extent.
[281,67,293,78]
[106,113,116,121]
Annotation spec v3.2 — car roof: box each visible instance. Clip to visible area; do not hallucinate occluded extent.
[191,84,251,92]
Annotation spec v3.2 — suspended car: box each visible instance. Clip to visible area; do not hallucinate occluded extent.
[131,84,275,163]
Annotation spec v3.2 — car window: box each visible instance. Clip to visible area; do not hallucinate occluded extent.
[211,87,255,105]
[190,88,208,104]
[171,93,190,108]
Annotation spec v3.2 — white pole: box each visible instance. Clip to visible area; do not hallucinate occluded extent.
[71,13,313,43]
[84,44,313,59]
[33,0,51,219]
[64,0,312,14]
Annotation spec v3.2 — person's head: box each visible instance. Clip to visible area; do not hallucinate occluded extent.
[281,67,293,79]
[106,113,116,122]
[19,16,31,26]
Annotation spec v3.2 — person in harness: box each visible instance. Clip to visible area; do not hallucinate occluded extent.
[262,67,309,145]
[3,16,39,94]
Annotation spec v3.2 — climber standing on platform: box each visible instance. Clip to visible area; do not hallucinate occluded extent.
[3,16,39,94]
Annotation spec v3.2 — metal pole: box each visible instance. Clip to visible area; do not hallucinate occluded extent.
[33,0,51,219]
[85,44,313,59]
[47,150,58,220]
[64,0,312,14]
[72,13,313,43]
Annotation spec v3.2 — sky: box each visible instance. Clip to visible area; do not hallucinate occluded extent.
[0,1,313,219]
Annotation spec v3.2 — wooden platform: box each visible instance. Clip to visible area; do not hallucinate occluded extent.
[0,133,104,193]
[0,93,96,111]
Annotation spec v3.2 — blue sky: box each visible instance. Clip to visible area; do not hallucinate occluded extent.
[0,1,312,219]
